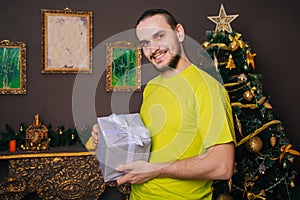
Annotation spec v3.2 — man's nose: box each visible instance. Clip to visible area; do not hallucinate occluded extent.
[149,41,159,53]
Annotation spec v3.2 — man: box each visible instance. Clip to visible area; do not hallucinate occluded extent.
[92,9,235,199]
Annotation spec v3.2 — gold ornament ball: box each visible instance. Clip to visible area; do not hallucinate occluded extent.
[243,90,254,101]
[246,136,263,153]
[217,194,233,200]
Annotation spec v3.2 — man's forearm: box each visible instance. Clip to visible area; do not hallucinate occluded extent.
[115,142,234,185]
[157,143,235,180]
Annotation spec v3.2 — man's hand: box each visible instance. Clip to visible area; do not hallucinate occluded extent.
[92,124,99,148]
[115,160,167,185]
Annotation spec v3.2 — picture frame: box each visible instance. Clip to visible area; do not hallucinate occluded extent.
[0,40,26,94]
[106,41,142,92]
[41,8,93,73]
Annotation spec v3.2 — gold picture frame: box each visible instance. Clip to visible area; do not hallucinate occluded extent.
[41,8,93,73]
[106,41,142,92]
[0,40,26,94]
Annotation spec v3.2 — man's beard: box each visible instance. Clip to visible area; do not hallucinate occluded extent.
[153,46,181,73]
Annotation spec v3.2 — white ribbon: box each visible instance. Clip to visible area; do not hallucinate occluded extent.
[108,113,150,163]
[109,113,149,146]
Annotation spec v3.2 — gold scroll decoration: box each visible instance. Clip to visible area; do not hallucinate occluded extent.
[8,155,106,199]
[0,177,27,200]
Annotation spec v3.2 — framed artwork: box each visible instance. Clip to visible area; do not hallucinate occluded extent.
[106,41,142,92]
[0,40,26,94]
[41,8,93,73]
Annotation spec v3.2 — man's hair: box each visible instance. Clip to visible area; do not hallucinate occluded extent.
[136,9,178,29]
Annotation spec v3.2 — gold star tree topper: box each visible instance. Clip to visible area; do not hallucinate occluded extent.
[207,4,239,33]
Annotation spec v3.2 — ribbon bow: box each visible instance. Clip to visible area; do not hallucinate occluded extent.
[229,33,248,51]
[280,144,300,162]
[109,113,149,146]
[247,190,266,200]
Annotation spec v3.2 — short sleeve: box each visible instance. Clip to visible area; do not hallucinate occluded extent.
[196,84,236,149]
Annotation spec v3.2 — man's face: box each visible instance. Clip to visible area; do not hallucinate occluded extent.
[136,15,182,72]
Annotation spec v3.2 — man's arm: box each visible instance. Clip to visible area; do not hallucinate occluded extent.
[115,142,235,185]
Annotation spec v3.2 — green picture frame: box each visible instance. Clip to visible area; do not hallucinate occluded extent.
[0,40,26,94]
[106,41,142,92]
[41,8,93,74]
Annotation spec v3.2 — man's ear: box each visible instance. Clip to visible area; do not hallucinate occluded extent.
[176,23,185,42]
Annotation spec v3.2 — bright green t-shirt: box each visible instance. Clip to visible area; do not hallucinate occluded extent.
[131,64,235,200]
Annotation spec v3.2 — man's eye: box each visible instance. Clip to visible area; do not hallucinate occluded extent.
[156,34,164,40]
[140,41,150,48]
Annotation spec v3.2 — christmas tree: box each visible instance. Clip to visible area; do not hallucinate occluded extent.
[202,4,300,200]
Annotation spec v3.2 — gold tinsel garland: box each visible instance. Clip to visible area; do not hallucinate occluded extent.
[237,120,281,147]
[231,96,266,110]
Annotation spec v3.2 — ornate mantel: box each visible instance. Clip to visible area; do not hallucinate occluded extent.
[0,145,130,200]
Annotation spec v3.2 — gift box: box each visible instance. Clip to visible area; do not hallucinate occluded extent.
[96,113,151,182]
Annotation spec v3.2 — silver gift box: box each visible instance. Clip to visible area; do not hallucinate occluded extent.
[96,113,151,182]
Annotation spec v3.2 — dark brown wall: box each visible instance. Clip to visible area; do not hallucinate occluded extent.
[1,0,300,168]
